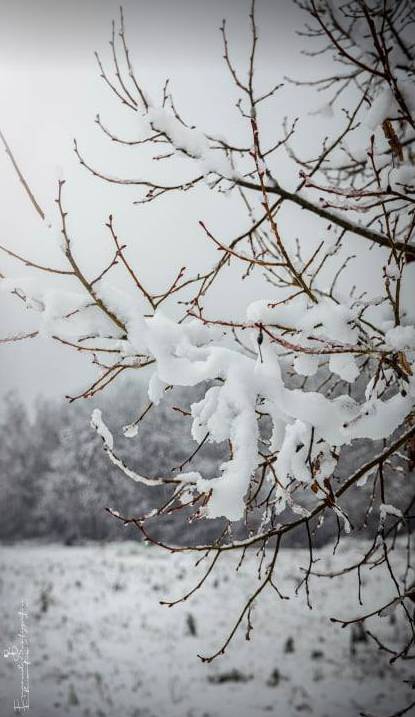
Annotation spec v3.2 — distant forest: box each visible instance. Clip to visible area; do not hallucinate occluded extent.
[1,380,412,545]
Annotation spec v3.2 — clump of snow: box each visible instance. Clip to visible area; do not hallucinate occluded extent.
[389,164,415,190]
[91,408,114,450]
[379,503,404,533]
[298,299,358,345]
[86,306,412,523]
[147,108,209,159]
[365,87,397,130]
[328,354,359,383]
[293,353,320,377]
[148,371,167,405]
[122,422,139,439]
[379,503,403,520]
[385,325,415,351]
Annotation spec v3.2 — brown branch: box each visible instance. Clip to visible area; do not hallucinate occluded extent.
[0,242,73,276]
[56,180,127,335]
[234,176,415,258]
[0,128,45,220]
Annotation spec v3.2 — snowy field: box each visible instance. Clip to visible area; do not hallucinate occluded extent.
[0,540,412,717]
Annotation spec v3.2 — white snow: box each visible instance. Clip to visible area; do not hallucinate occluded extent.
[385,325,415,351]
[91,408,114,451]
[328,354,360,383]
[0,541,412,717]
[81,307,413,522]
[365,87,397,130]
[146,108,209,159]
[379,503,404,520]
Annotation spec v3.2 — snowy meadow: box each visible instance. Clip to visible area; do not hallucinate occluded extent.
[0,540,412,717]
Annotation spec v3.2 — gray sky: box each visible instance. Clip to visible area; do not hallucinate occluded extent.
[0,0,378,406]
[0,1,300,66]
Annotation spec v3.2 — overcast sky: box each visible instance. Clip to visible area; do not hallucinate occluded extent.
[0,0,379,407]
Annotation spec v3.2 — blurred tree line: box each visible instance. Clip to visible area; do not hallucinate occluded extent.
[0,379,412,545]
[0,381,227,544]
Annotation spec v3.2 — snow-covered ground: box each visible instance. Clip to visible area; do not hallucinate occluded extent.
[0,540,412,717]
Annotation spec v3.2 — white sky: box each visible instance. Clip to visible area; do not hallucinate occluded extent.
[0,0,383,406]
